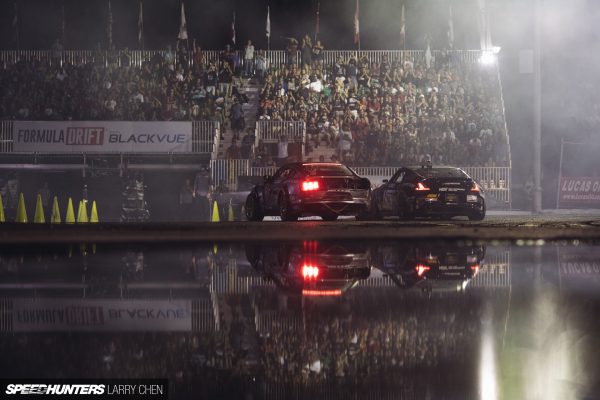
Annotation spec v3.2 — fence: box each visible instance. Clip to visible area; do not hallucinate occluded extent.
[1,49,485,70]
[471,249,511,288]
[255,121,306,158]
[210,159,251,191]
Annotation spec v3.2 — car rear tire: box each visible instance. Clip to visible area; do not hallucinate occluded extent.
[279,193,298,221]
[245,193,264,221]
[468,203,486,221]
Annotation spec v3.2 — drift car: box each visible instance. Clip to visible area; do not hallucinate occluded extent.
[245,241,371,296]
[370,241,486,291]
[245,162,371,221]
[370,165,485,220]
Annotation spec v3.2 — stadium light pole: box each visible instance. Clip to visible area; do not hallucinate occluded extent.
[533,0,542,213]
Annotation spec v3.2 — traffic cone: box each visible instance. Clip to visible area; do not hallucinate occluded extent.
[34,194,45,223]
[90,201,99,223]
[211,201,220,222]
[77,200,88,223]
[65,198,75,224]
[213,244,218,254]
[228,199,234,221]
[51,196,61,224]
[0,195,5,222]
[15,193,28,223]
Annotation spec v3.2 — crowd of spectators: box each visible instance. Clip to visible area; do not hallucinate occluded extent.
[0,40,510,168]
[0,41,245,125]
[255,288,481,387]
[258,49,509,166]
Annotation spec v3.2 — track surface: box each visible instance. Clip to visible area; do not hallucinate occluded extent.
[1,212,600,243]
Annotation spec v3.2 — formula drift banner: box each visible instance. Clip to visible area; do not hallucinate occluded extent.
[14,121,192,153]
[558,177,600,207]
[12,299,192,332]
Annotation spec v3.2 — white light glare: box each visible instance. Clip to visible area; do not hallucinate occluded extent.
[479,51,497,65]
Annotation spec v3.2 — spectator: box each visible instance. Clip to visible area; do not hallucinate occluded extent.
[193,167,212,222]
[241,129,255,159]
[225,139,241,159]
[230,98,245,140]
[179,178,194,221]
[244,40,255,77]
[301,35,312,68]
[276,135,289,166]
[255,50,267,83]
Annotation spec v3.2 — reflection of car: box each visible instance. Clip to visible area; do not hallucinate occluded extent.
[370,165,485,220]
[371,241,486,291]
[246,241,371,295]
[245,162,371,221]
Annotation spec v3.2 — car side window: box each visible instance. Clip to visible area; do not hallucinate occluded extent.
[390,170,405,184]
[274,167,291,182]
[400,171,415,184]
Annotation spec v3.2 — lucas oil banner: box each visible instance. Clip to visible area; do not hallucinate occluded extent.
[558,177,600,207]
[14,121,193,153]
[11,299,193,332]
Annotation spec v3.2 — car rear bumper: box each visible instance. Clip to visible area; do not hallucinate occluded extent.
[292,199,369,216]
[415,198,484,216]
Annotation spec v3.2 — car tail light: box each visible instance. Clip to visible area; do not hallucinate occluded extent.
[416,264,431,276]
[302,180,320,191]
[302,265,319,279]
[415,182,430,191]
[470,264,480,275]
[302,289,342,296]
[470,182,481,192]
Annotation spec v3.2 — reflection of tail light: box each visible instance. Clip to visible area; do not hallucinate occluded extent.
[302,180,320,191]
[415,182,430,191]
[302,289,342,296]
[303,241,318,253]
[302,265,319,279]
[470,264,480,275]
[470,182,481,192]
[416,264,430,276]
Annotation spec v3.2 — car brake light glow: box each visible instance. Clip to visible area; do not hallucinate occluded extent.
[471,182,481,192]
[416,264,431,276]
[302,265,319,279]
[470,264,480,275]
[302,180,320,191]
[302,289,342,296]
[415,182,430,191]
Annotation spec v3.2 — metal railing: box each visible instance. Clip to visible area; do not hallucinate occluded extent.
[1,49,485,69]
[192,120,220,157]
[210,159,251,191]
[255,120,306,144]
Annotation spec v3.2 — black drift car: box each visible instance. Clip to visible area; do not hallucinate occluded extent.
[245,162,371,221]
[371,165,486,220]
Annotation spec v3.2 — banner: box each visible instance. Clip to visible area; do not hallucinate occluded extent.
[558,176,600,206]
[13,121,193,153]
[12,299,192,332]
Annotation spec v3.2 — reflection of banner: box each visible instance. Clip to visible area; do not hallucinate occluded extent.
[13,121,192,153]
[558,247,600,277]
[12,299,192,332]
[558,177,600,206]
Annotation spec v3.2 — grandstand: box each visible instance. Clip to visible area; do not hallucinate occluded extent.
[0,47,511,220]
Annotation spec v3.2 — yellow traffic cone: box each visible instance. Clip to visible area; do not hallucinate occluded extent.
[15,193,28,223]
[34,194,45,223]
[77,200,88,223]
[0,195,5,222]
[65,198,75,224]
[211,200,220,222]
[228,199,234,222]
[51,196,61,224]
[213,243,218,254]
[90,201,99,223]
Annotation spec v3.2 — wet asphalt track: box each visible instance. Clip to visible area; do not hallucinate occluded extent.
[1,212,600,243]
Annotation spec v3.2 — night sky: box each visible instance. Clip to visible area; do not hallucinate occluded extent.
[0,0,483,50]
